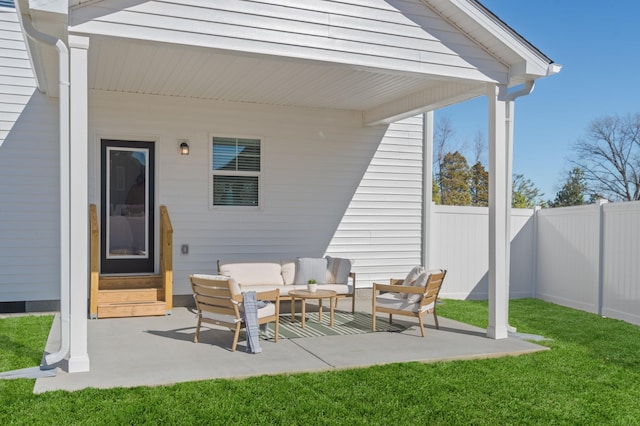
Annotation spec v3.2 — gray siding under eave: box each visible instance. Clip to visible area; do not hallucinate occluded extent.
[0,6,61,302]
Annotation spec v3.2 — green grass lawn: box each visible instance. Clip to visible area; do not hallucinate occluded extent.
[1,299,639,425]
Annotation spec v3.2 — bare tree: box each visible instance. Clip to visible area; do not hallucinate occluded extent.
[573,113,640,201]
[434,116,456,198]
[472,129,486,165]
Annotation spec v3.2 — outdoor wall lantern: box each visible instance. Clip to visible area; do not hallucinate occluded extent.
[179,140,190,156]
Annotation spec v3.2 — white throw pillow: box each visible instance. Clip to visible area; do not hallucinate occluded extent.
[406,272,429,303]
[294,258,328,284]
[402,266,425,287]
[325,256,352,284]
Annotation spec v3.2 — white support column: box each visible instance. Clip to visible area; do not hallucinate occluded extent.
[504,99,515,333]
[422,111,434,269]
[487,84,509,339]
[68,34,90,373]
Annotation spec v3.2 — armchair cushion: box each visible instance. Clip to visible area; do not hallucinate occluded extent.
[402,266,425,287]
[406,272,429,303]
[190,274,241,296]
[376,292,435,313]
[201,300,276,324]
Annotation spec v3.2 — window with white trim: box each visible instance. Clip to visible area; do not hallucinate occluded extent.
[211,136,261,207]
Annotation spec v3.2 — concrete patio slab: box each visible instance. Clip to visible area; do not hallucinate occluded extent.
[34,299,548,393]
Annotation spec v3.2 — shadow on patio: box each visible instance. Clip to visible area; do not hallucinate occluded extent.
[34,298,546,393]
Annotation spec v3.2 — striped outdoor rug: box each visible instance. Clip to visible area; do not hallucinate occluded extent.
[273,311,409,339]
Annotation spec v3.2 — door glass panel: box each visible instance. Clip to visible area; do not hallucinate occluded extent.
[106,147,149,259]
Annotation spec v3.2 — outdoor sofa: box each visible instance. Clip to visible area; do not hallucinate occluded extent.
[217,257,356,313]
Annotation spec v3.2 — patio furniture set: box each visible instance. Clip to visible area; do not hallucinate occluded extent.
[190,259,446,351]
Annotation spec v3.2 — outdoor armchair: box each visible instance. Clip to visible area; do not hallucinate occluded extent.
[189,274,280,352]
[372,269,447,337]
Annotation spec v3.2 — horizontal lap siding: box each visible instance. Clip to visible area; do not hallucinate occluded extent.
[327,115,423,286]
[90,91,418,295]
[0,7,61,301]
[70,0,506,81]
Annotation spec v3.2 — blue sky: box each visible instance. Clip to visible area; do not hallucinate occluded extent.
[435,1,640,201]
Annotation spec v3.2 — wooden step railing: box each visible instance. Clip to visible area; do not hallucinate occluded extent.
[89,204,174,318]
[160,205,173,313]
[90,204,99,319]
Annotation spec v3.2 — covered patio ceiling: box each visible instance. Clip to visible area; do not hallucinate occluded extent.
[87,35,486,125]
[22,0,559,126]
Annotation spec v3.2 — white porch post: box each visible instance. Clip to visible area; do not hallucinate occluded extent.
[68,34,90,372]
[487,83,509,339]
[422,111,434,269]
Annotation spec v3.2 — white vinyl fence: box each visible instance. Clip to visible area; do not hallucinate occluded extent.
[433,201,640,326]
[537,201,640,325]
[432,205,536,300]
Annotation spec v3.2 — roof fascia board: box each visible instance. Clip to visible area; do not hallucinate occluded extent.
[425,0,558,82]
[28,0,67,15]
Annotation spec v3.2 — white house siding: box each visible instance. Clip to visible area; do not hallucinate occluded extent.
[70,0,507,83]
[88,90,421,296]
[535,205,601,313]
[326,115,424,287]
[0,5,35,144]
[431,205,535,300]
[0,4,60,302]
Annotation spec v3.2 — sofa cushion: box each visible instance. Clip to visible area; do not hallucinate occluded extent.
[325,256,351,284]
[315,284,352,295]
[281,260,296,285]
[294,258,327,285]
[238,284,289,297]
[218,260,284,286]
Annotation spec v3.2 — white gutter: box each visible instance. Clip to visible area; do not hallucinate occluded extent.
[502,80,535,333]
[505,80,535,103]
[16,3,71,368]
[504,80,535,209]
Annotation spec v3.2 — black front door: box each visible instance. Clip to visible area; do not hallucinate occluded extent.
[100,140,155,274]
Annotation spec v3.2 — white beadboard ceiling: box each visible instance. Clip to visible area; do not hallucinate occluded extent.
[88,36,449,112]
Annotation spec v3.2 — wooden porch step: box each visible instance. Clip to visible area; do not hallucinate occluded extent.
[97,288,163,304]
[97,301,167,319]
[94,274,167,318]
[99,274,163,290]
